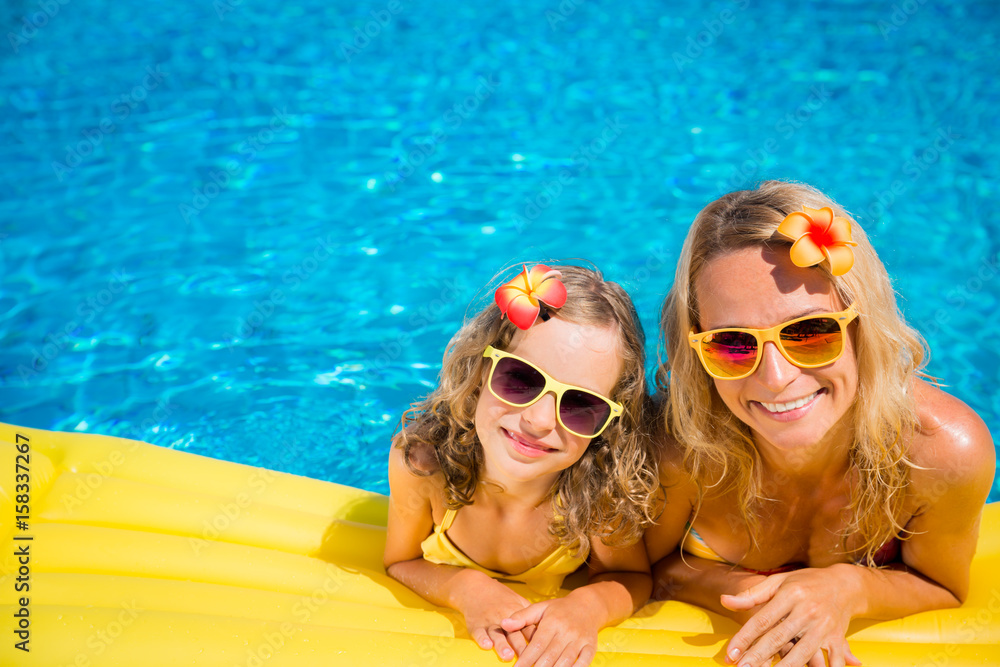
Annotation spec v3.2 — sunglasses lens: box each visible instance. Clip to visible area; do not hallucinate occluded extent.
[780,317,843,366]
[491,354,613,437]
[699,331,759,378]
[560,390,612,437]
[491,357,545,405]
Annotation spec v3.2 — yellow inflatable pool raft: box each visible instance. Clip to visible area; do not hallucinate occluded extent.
[2,422,998,666]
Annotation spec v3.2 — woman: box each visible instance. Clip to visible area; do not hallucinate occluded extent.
[645,181,995,667]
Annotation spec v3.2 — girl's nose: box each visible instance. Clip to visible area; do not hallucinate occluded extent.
[520,392,558,434]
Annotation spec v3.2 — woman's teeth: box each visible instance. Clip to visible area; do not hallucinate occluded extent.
[760,390,820,413]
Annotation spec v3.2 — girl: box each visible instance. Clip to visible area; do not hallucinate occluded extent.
[384,263,660,666]
[645,181,995,667]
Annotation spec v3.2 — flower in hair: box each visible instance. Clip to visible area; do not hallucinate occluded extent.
[776,206,858,276]
[495,264,567,330]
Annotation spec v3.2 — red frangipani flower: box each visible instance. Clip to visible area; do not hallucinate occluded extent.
[494,264,567,330]
[776,206,858,276]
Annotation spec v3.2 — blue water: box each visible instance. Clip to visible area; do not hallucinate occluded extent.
[0,1,997,500]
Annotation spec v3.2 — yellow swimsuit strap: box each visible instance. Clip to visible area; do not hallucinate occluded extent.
[437,508,458,532]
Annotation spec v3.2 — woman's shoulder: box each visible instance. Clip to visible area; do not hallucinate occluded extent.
[909,378,995,499]
[912,378,993,458]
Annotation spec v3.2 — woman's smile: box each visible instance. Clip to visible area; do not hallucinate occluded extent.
[750,387,826,421]
[695,246,858,454]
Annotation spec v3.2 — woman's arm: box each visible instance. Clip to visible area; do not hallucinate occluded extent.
[501,537,652,667]
[865,389,997,611]
[383,446,531,661]
[723,394,996,667]
[653,550,765,621]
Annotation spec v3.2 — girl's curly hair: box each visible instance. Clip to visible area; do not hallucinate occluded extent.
[395,264,661,556]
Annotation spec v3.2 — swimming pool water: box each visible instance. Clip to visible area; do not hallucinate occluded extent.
[1,0,998,500]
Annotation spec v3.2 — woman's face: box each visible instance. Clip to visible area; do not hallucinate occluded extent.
[693,246,859,455]
[474,316,622,488]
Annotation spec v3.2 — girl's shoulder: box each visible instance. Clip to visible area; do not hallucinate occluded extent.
[387,441,446,503]
[908,378,995,502]
[653,430,699,502]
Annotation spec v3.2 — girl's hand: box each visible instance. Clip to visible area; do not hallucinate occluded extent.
[719,565,863,667]
[452,571,534,662]
[500,594,603,667]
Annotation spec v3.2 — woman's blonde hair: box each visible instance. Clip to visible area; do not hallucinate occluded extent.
[396,264,661,555]
[658,180,926,563]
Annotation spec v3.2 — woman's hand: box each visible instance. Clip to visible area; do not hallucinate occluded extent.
[451,570,534,662]
[720,565,863,667]
[501,592,604,667]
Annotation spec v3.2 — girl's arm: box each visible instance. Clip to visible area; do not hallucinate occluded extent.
[500,537,652,667]
[383,446,532,662]
[497,434,696,667]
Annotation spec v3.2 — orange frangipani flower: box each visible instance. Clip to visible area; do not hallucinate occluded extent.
[776,206,858,276]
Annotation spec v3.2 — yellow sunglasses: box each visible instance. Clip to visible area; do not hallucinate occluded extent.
[688,304,858,380]
[482,346,623,438]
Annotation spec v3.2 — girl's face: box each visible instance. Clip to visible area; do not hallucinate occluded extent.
[694,246,859,456]
[475,317,623,488]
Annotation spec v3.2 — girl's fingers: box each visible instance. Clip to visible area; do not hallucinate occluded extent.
[552,643,585,667]
[551,641,596,667]
[470,626,492,650]
[571,644,597,667]
[502,601,550,633]
[513,629,553,667]
[487,625,516,662]
[845,643,863,666]
[508,628,528,656]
